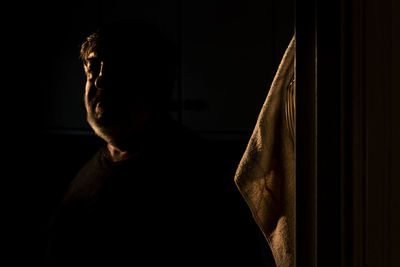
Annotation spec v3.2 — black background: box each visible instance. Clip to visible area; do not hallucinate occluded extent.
[4,1,294,265]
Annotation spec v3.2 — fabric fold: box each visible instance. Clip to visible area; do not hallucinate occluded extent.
[234,36,295,267]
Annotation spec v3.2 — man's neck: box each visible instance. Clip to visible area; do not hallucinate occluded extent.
[106,143,136,162]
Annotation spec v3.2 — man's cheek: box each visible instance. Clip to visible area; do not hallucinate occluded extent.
[84,83,94,110]
[85,82,96,102]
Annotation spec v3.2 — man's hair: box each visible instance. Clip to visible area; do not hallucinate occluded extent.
[80,20,179,107]
[80,31,100,64]
[80,20,177,64]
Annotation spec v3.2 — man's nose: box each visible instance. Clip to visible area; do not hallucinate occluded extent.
[94,61,105,89]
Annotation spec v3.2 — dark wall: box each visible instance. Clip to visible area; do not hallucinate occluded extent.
[6,1,293,265]
[30,0,294,135]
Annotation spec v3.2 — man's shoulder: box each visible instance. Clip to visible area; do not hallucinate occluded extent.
[61,147,110,205]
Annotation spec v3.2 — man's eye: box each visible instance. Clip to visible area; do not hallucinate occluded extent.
[88,64,100,74]
[86,58,101,74]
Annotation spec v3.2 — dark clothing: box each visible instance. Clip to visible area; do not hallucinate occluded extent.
[45,117,231,265]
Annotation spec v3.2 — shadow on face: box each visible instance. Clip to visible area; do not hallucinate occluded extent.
[84,21,178,107]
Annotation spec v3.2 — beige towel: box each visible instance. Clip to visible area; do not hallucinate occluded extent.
[234,36,295,267]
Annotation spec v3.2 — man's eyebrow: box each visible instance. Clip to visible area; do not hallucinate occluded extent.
[85,57,101,66]
[86,57,99,62]
[87,51,98,59]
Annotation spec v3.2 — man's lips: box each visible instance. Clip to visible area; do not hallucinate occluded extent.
[87,93,106,119]
[90,98,124,123]
[94,102,104,119]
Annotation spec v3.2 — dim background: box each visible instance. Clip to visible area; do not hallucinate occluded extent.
[4,0,293,265]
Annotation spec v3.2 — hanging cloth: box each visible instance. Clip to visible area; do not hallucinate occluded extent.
[234,36,295,267]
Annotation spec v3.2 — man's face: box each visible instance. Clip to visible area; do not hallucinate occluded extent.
[84,52,104,123]
[83,52,152,148]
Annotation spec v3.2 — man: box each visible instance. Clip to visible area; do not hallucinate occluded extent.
[45,21,224,265]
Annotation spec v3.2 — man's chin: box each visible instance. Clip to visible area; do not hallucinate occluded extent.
[87,111,125,138]
[87,116,141,151]
[88,105,113,124]
[87,117,114,143]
